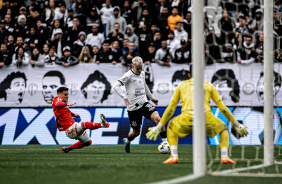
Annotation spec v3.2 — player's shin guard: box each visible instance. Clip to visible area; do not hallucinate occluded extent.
[82,122,101,130]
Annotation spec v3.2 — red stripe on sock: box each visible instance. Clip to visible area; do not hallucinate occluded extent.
[82,122,101,130]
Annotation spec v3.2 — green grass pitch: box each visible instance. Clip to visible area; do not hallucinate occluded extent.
[0,145,281,184]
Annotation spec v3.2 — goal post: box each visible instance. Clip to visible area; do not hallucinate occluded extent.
[192,0,206,177]
[263,0,274,166]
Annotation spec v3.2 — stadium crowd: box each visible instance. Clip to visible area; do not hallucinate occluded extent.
[0,0,282,69]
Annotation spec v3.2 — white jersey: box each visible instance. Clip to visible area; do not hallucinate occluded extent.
[118,70,153,111]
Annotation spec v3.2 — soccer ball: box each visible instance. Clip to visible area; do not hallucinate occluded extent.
[158,142,170,154]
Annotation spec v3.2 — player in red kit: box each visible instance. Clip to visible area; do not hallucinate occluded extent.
[52,87,110,153]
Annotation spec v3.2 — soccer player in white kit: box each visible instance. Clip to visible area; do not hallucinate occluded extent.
[113,56,167,153]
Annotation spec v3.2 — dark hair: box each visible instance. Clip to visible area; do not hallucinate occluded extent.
[211,69,240,103]
[245,35,252,40]
[259,71,282,88]
[0,72,27,100]
[43,71,65,85]
[57,87,68,94]
[81,70,111,103]
[172,69,189,83]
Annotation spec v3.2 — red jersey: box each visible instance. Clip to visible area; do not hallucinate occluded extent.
[52,96,75,131]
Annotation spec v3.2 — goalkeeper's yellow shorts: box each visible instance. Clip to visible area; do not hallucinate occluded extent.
[169,111,226,138]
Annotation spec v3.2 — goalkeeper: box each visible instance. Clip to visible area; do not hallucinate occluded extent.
[146,64,248,164]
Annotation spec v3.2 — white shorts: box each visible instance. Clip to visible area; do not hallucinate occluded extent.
[65,122,91,144]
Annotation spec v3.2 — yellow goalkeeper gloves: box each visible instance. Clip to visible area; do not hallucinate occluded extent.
[146,123,164,141]
[233,120,248,137]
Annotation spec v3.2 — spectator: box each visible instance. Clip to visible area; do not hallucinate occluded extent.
[78,46,93,63]
[30,47,45,67]
[0,43,12,68]
[120,0,133,25]
[133,8,153,28]
[134,21,150,55]
[65,8,75,28]
[54,1,68,27]
[86,7,103,34]
[168,7,183,31]
[121,38,129,55]
[183,11,192,41]
[146,23,158,44]
[44,0,60,26]
[27,6,41,28]
[255,34,264,63]
[44,46,57,65]
[155,40,170,66]
[86,25,104,49]
[121,42,139,66]
[4,14,15,33]
[167,31,180,58]
[96,40,117,64]
[100,0,113,37]
[235,17,249,35]
[155,0,171,18]
[237,35,257,64]
[106,6,127,37]
[73,31,87,58]
[132,0,148,23]
[14,36,25,55]
[64,17,84,48]
[174,22,188,43]
[42,43,50,58]
[157,6,170,37]
[91,45,99,63]
[218,9,235,44]
[143,43,156,64]
[50,19,62,40]
[7,35,15,53]
[50,28,64,56]
[206,26,221,45]
[24,26,40,54]
[124,24,139,48]
[72,0,87,17]
[12,46,30,67]
[56,46,79,67]
[221,43,236,63]
[173,39,191,64]
[0,20,9,44]
[15,15,28,39]
[107,23,124,46]
[248,9,263,34]
[275,49,282,63]
[111,40,123,62]
[36,20,49,51]
[151,31,162,51]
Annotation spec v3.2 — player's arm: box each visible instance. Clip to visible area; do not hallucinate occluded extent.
[144,84,158,105]
[55,101,76,107]
[211,86,248,137]
[146,86,180,141]
[113,80,130,107]
[70,112,80,118]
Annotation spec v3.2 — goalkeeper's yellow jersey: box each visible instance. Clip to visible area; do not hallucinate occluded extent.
[160,78,236,125]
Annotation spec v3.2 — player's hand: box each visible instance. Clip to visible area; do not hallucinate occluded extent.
[67,103,76,106]
[152,98,158,105]
[146,126,161,141]
[73,113,80,118]
[124,98,130,107]
[233,122,248,137]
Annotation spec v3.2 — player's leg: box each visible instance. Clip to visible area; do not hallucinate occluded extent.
[63,128,92,153]
[123,110,142,153]
[163,121,179,164]
[206,113,236,164]
[163,113,192,164]
[81,114,109,130]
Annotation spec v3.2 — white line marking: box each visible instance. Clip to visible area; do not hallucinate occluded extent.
[147,174,200,184]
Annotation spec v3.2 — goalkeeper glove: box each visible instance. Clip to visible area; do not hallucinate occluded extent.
[146,123,164,141]
[232,120,248,138]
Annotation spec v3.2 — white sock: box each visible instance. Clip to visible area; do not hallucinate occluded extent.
[125,138,130,144]
[162,138,168,142]
[170,145,178,157]
[221,147,228,158]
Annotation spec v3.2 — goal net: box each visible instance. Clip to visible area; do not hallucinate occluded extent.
[202,0,282,177]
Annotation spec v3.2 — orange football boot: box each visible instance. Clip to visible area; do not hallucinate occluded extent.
[163,156,179,164]
[221,157,236,164]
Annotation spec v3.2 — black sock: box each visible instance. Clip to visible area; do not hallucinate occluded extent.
[160,131,167,139]
[128,136,134,142]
